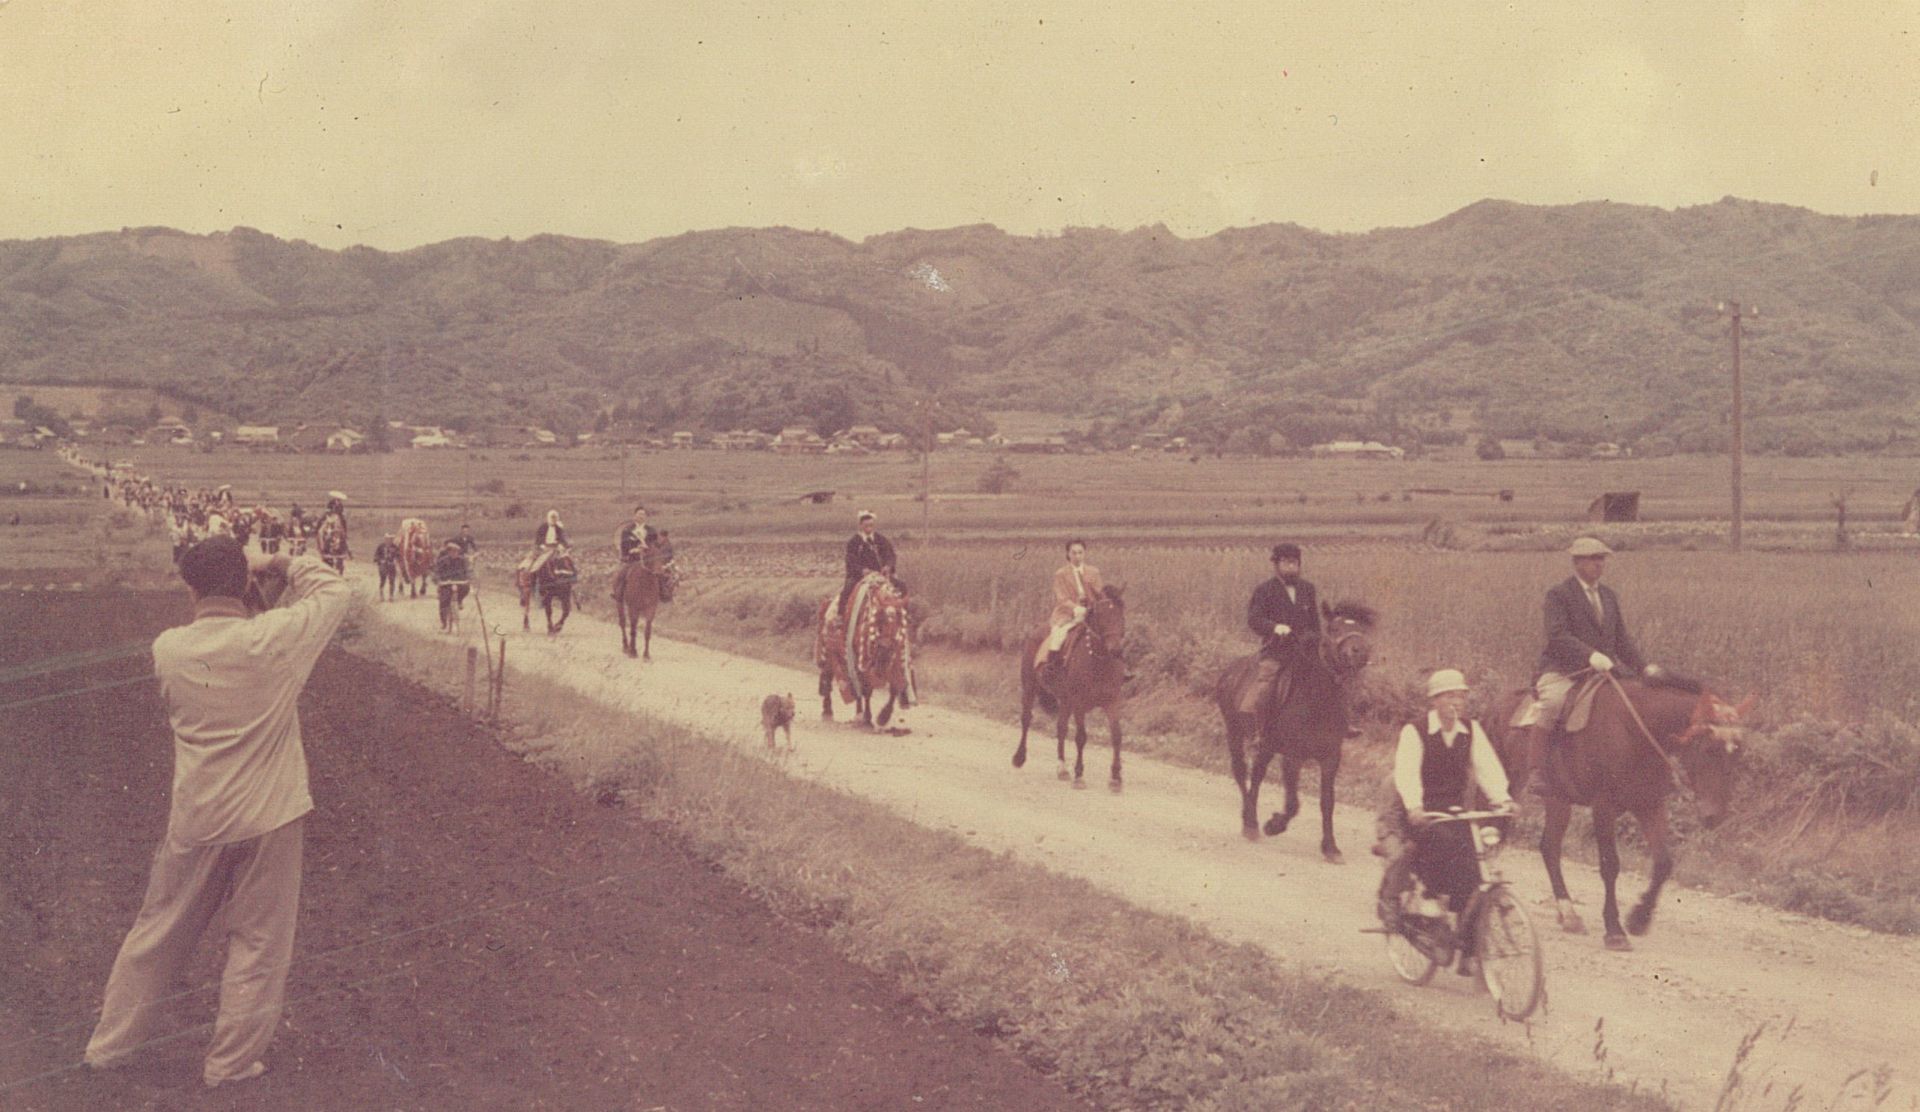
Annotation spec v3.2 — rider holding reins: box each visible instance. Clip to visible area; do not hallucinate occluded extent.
[611,504,675,602]
[1035,539,1102,685]
[527,509,569,576]
[1510,536,1665,784]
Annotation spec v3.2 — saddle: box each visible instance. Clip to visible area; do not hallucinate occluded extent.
[1233,652,1297,718]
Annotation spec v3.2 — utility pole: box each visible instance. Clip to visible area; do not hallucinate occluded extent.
[920,399,933,555]
[1718,301,1752,551]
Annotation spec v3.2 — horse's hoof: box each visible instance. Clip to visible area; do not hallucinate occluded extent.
[1262,815,1290,837]
[1057,768,1071,781]
[1012,752,1027,769]
[1108,778,1123,794]
[1557,908,1587,934]
[1604,933,1632,952]
[1072,778,1088,791]
[1322,849,1345,865]
[1241,826,1261,842]
[1626,906,1654,936]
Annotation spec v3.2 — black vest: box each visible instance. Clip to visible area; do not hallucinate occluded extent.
[1417,719,1478,813]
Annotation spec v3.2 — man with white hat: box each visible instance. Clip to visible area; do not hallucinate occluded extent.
[1376,669,1514,955]
[1510,536,1661,781]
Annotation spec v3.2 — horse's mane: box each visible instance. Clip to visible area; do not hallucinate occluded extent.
[1327,600,1377,629]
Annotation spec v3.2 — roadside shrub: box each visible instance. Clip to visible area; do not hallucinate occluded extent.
[503,501,528,519]
[476,477,507,495]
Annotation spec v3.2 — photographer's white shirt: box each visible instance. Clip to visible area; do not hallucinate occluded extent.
[153,556,349,847]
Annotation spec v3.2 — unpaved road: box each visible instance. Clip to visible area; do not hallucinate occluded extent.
[367,576,1916,1110]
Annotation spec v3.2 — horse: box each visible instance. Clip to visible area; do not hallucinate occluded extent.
[814,572,916,729]
[1012,585,1128,791]
[612,545,671,660]
[397,518,433,598]
[1486,675,1750,950]
[317,515,348,573]
[1212,601,1377,862]
[517,552,578,634]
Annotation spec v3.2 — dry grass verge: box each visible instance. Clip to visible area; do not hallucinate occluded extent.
[340,605,1668,1112]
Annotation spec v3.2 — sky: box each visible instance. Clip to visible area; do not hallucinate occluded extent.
[3,0,1918,250]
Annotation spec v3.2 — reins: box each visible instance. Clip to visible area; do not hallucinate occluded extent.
[1598,672,1691,793]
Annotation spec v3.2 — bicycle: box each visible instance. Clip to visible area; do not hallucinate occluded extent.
[1369,808,1545,1020]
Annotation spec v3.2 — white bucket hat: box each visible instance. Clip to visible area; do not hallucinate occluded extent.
[1425,668,1470,698]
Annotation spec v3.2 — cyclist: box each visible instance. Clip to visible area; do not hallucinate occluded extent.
[1377,668,1515,971]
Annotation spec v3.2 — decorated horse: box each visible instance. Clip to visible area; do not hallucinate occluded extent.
[612,543,672,660]
[397,518,434,598]
[316,514,349,573]
[517,550,578,634]
[1212,601,1377,862]
[814,572,916,729]
[1012,585,1128,791]
[1486,673,1750,950]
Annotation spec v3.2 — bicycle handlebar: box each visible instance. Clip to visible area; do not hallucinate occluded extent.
[1418,809,1516,824]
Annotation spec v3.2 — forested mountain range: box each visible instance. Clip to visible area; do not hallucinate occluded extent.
[3,196,1917,454]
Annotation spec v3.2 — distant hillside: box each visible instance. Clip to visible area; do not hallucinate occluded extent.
[4,198,1919,453]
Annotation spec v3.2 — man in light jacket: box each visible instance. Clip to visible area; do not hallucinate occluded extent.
[85,537,350,1088]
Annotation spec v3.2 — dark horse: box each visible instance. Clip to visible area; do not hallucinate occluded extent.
[517,552,578,634]
[1212,601,1376,862]
[1012,585,1127,792]
[613,547,671,659]
[1486,675,1750,950]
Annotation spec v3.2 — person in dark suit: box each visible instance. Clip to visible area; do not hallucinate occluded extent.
[839,510,899,615]
[1512,536,1664,768]
[1238,543,1323,716]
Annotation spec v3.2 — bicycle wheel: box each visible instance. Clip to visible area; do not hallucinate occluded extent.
[1385,923,1439,985]
[1476,885,1544,1020]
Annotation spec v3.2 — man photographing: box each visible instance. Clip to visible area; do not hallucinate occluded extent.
[85,537,349,1088]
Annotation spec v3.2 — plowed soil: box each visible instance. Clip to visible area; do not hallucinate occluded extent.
[0,590,1089,1111]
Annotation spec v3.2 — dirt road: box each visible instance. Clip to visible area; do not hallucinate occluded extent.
[367,575,1917,1110]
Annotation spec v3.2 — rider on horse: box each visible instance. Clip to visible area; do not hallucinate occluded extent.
[1238,543,1323,721]
[1035,539,1102,687]
[1376,669,1515,957]
[839,510,900,616]
[527,509,569,577]
[611,504,675,603]
[1509,536,1666,783]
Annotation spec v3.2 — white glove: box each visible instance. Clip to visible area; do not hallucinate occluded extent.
[1644,662,1664,679]
[1588,651,1615,672]
[1272,623,1292,637]
[1073,605,1087,621]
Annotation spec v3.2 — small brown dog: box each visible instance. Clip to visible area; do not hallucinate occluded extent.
[761,693,796,753]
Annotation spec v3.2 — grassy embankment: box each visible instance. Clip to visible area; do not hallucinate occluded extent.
[340,604,1673,1112]
[664,543,1920,935]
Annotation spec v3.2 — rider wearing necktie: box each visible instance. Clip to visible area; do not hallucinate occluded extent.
[1511,536,1663,780]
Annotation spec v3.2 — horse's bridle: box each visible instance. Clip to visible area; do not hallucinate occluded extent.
[1317,623,1369,674]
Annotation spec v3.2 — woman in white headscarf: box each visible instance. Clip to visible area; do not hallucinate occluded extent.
[528,510,569,575]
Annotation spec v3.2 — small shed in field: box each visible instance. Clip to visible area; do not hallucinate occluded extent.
[1587,491,1640,522]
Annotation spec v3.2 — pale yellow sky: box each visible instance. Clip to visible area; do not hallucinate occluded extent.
[2,0,1916,249]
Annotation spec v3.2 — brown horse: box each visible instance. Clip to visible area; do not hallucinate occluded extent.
[1213,602,1376,862]
[814,573,915,729]
[612,547,670,659]
[1486,675,1750,950]
[397,518,433,598]
[1012,585,1127,791]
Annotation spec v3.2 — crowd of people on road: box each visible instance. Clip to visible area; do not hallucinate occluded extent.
[53,442,1681,1084]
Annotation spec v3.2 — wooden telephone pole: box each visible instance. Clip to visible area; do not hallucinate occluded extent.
[1719,301,1751,551]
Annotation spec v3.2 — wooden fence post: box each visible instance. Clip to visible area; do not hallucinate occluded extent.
[465,646,478,715]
